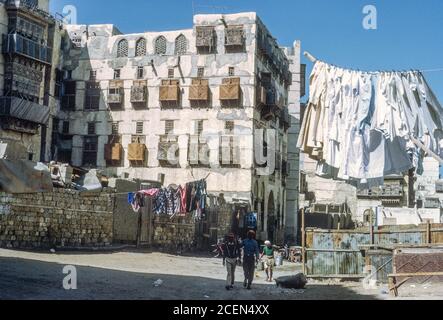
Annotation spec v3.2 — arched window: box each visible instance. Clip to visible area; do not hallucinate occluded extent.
[174,34,187,55]
[154,36,167,55]
[117,39,128,58]
[135,38,146,56]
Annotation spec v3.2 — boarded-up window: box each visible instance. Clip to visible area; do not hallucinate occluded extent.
[117,39,128,58]
[135,38,146,56]
[174,34,187,55]
[155,36,167,55]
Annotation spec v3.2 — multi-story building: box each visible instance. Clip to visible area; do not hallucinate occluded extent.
[53,12,303,243]
[0,0,61,161]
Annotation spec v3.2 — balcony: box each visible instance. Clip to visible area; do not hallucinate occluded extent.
[219,77,241,101]
[4,0,56,23]
[131,81,147,104]
[108,81,124,106]
[104,143,122,162]
[225,26,245,47]
[159,80,180,102]
[0,96,49,125]
[189,79,209,101]
[2,34,52,64]
[196,26,216,48]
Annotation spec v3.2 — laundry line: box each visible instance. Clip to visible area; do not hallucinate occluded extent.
[304,51,443,75]
[304,51,443,183]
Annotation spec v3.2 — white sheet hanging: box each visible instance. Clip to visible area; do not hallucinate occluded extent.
[298,60,443,188]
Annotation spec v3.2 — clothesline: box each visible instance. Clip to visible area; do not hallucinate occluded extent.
[110,176,210,196]
[302,51,443,167]
[299,53,443,188]
[303,51,443,75]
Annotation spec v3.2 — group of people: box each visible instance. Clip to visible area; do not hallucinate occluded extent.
[220,230,276,291]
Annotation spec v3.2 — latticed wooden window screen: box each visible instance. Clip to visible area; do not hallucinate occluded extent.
[175,34,187,55]
[117,39,128,57]
[135,38,146,56]
[155,36,167,55]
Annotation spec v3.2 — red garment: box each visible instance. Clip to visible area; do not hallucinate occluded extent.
[139,189,160,197]
[179,185,187,213]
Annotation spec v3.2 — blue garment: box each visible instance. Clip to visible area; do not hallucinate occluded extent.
[245,213,257,229]
[242,238,259,259]
[127,192,134,205]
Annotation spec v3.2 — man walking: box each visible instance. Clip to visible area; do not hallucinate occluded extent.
[221,233,241,290]
[260,240,275,282]
[241,230,260,290]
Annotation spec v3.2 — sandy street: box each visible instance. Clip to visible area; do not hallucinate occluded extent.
[0,248,441,300]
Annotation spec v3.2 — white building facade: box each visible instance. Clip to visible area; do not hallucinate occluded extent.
[54,12,303,243]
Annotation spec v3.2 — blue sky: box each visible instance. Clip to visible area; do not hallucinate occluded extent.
[50,0,443,103]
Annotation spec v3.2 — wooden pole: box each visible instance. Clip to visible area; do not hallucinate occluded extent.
[301,207,306,275]
[426,221,431,244]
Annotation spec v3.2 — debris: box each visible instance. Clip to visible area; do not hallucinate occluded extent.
[204,295,210,298]
[50,249,56,253]
[275,273,307,289]
[153,279,163,287]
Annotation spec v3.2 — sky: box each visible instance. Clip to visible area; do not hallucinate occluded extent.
[50,0,443,103]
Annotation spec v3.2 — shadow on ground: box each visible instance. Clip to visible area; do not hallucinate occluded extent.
[0,257,379,300]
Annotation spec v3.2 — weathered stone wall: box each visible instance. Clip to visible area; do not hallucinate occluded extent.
[0,189,114,248]
[152,215,196,246]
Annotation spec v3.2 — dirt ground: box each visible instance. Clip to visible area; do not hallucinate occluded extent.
[0,248,441,300]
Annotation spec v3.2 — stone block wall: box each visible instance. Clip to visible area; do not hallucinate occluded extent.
[0,189,114,248]
[153,215,195,245]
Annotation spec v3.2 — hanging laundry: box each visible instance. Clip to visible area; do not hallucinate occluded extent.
[127,192,135,205]
[298,60,443,188]
[178,185,187,214]
[131,192,144,213]
[139,188,160,197]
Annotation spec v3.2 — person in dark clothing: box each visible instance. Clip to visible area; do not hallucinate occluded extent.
[221,233,241,290]
[241,230,260,290]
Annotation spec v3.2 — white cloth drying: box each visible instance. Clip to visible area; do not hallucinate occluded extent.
[298,61,443,188]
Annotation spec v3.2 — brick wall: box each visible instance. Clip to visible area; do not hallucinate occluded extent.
[0,189,114,248]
